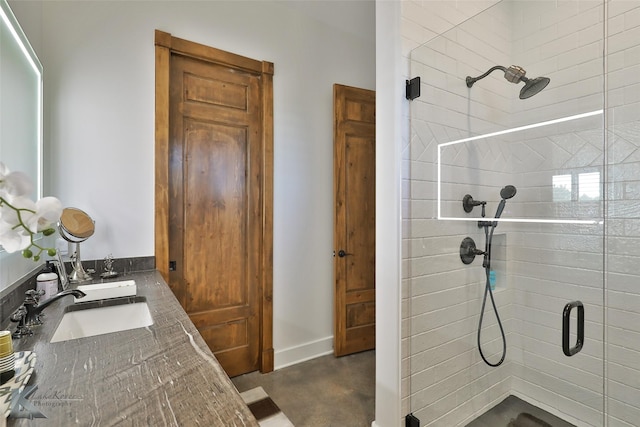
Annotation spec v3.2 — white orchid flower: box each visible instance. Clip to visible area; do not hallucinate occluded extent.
[0,162,61,259]
[0,162,33,197]
[0,220,31,253]
[30,197,63,232]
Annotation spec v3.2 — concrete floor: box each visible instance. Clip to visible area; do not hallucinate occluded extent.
[232,350,375,427]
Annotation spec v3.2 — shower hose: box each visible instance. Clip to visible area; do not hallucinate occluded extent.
[477,222,507,367]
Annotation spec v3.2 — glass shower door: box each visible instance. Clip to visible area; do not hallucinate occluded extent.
[404,1,606,425]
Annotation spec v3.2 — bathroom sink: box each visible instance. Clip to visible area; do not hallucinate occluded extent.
[50,296,153,343]
[75,280,136,302]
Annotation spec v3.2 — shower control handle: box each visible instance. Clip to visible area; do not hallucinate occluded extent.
[460,237,484,265]
[462,194,486,214]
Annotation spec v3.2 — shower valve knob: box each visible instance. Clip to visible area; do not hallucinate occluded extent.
[460,237,483,265]
[462,194,486,214]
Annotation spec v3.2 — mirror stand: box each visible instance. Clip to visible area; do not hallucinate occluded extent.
[69,242,91,283]
[59,207,95,284]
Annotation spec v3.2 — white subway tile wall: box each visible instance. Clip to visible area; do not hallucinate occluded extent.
[607,0,640,425]
[403,0,640,426]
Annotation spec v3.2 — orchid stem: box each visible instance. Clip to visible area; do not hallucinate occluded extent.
[0,195,55,260]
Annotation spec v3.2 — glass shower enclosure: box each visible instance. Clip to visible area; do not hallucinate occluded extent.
[406,0,640,425]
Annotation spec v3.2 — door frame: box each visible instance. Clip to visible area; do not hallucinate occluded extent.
[154,30,274,373]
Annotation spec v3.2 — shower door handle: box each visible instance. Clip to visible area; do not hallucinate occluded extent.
[562,301,584,357]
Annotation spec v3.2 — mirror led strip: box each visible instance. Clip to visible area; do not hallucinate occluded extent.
[0,0,43,198]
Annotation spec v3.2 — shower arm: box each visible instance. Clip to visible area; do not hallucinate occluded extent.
[466,65,507,88]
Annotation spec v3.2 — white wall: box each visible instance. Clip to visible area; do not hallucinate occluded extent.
[375,3,403,427]
[11,0,375,370]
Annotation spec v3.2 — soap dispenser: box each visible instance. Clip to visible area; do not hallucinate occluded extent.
[36,261,59,301]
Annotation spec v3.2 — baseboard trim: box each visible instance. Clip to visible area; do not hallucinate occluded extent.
[274,335,333,370]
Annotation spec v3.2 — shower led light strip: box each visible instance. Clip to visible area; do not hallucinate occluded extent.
[438,110,603,148]
[444,217,604,225]
[437,109,604,225]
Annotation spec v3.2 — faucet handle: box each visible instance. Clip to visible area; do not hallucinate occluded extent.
[10,306,33,338]
[10,305,36,336]
[24,290,40,305]
[27,289,45,304]
[23,289,45,306]
[10,305,27,323]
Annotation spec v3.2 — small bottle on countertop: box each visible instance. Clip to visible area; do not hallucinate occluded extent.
[36,261,59,301]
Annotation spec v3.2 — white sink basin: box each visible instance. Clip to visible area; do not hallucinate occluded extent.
[50,297,153,343]
[75,280,136,302]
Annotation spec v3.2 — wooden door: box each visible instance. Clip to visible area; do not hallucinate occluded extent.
[333,84,376,357]
[155,31,274,376]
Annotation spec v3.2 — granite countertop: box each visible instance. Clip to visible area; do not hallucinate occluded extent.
[4,270,258,426]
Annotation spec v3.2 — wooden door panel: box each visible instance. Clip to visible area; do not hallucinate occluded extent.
[182,103,250,126]
[342,325,375,355]
[183,74,249,110]
[344,97,375,122]
[189,306,253,325]
[344,133,375,293]
[156,30,274,374]
[346,302,375,328]
[345,289,375,304]
[183,119,249,313]
[198,320,249,350]
[169,53,261,376]
[181,58,254,98]
[334,84,376,357]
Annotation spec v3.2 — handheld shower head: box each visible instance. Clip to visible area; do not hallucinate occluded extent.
[466,65,550,99]
[495,185,517,219]
[500,185,517,200]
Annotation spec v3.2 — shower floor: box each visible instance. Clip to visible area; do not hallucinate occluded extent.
[466,395,576,427]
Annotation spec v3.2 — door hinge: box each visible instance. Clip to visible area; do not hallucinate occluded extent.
[406,76,421,100]
[169,260,176,271]
[405,413,420,427]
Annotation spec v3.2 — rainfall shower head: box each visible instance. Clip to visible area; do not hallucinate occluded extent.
[519,76,551,99]
[466,65,550,99]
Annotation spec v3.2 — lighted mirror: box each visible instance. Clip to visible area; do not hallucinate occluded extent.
[0,0,42,198]
[0,0,43,287]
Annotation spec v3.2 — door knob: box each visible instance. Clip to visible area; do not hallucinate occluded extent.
[337,250,352,257]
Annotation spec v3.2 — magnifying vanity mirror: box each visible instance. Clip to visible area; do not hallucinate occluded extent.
[58,207,95,283]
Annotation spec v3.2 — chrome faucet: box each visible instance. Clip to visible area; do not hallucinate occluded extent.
[11,289,86,338]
